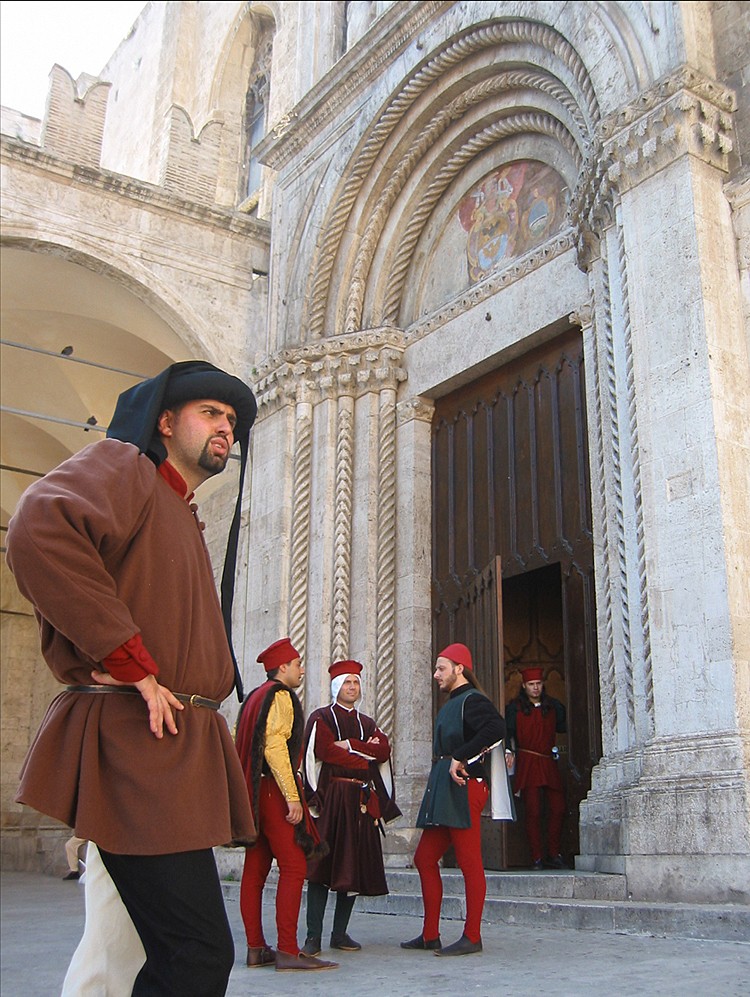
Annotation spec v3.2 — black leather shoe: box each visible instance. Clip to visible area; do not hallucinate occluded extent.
[62,871,80,881]
[546,854,568,869]
[531,859,543,870]
[434,934,482,956]
[331,933,361,951]
[246,945,275,967]
[301,937,321,957]
[400,934,441,951]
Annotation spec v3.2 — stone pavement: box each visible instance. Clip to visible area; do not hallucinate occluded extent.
[1,870,748,997]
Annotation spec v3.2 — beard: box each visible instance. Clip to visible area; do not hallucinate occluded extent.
[197,439,229,477]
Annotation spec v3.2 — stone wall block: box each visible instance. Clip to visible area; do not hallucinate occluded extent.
[41,66,111,168]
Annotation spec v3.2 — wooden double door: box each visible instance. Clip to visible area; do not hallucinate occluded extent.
[431,328,601,868]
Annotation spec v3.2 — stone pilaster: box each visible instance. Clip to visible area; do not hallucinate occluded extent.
[571,66,750,901]
[387,395,435,860]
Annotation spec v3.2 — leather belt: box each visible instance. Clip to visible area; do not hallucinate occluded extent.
[519,748,553,758]
[332,777,368,786]
[65,685,221,711]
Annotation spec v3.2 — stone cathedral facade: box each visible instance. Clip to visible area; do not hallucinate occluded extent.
[1,2,748,904]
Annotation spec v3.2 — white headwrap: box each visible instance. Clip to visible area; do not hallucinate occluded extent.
[331,671,363,707]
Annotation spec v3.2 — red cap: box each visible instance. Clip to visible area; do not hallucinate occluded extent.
[257,637,300,672]
[437,643,473,671]
[329,660,363,680]
[522,667,544,683]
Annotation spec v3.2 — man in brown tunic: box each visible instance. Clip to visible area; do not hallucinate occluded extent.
[6,361,258,996]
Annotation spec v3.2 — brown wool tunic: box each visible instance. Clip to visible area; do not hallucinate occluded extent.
[6,438,256,854]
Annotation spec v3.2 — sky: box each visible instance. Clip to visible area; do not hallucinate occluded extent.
[0,1,148,119]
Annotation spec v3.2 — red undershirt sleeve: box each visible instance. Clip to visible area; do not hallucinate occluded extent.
[101,633,159,683]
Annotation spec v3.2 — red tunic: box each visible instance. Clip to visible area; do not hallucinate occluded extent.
[510,704,564,792]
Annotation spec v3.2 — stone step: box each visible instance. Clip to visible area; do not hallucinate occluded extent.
[384,867,629,901]
[219,861,750,944]
[355,888,750,943]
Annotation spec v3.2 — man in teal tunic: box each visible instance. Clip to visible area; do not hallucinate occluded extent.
[401,643,505,956]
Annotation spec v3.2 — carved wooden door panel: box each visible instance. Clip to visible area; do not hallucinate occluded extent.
[431,327,600,869]
[433,555,507,865]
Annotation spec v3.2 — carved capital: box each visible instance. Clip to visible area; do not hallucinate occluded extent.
[254,328,407,416]
[397,396,435,425]
[569,299,594,331]
[570,152,617,271]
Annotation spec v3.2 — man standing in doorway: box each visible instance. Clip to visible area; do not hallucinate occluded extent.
[401,643,505,957]
[235,638,338,973]
[6,360,259,995]
[302,659,401,956]
[505,667,567,869]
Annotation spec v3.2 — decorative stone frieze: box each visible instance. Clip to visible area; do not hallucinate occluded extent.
[572,66,736,268]
[253,329,407,417]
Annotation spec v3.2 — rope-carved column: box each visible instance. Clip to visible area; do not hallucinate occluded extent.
[254,331,407,711]
[572,296,620,754]
[615,210,655,736]
[573,157,628,754]
[331,379,355,662]
[289,376,314,708]
[600,230,636,739]
[374,372,398,734]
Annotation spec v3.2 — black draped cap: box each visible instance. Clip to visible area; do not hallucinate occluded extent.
[107,360,258,700]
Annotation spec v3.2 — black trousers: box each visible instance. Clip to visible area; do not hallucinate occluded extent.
[305,880,356,940]
[98,847,234,997]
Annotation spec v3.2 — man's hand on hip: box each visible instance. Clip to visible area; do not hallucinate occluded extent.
[449,758,469,785]
[90,670,184,738]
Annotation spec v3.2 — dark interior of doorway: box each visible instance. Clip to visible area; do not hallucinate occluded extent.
[484,562,572,869]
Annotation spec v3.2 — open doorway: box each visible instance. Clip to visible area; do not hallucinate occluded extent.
[500,563,579,867]
[431,327,601,870]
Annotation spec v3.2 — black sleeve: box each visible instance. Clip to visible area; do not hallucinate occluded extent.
[453,693,505,764]
[554,697,567,734]
[505,700,517,749]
